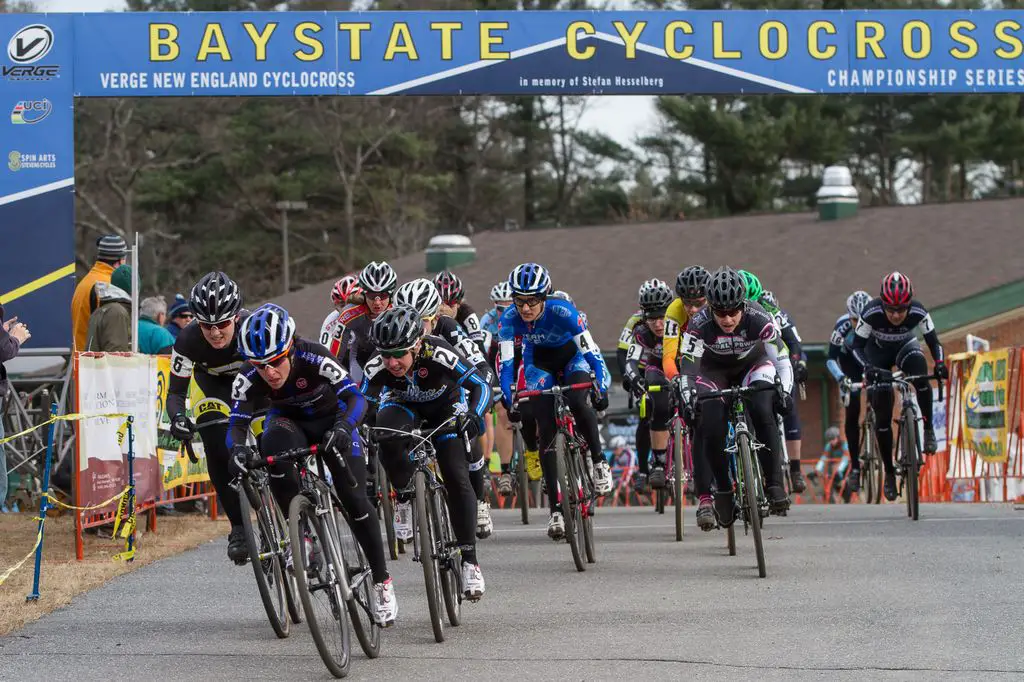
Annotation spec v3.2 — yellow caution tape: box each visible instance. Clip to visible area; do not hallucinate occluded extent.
[0,518,44,587]
[0,412,132,446]
[43,485,130,512]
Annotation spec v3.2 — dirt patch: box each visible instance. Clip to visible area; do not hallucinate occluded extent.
[0,511,228,636]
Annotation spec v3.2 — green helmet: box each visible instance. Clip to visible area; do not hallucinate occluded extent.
[738,270,763,301]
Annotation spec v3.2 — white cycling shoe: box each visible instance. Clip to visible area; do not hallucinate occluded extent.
[462,562,485,601]
[476,500,493,539]
[373,577,398,627]
[394,501,413,542]
[547,511,565,540]
[593,461,614,495]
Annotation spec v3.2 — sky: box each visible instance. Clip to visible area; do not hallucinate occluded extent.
[33,0,660,149]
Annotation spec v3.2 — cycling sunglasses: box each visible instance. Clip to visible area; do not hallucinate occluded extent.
[199,319,232,330]
[682,297,706,308]
[513,296,545,309]
[711,306,743,318]
[379,348,412,359]
[884,304,910,314]
[364,292,391,302]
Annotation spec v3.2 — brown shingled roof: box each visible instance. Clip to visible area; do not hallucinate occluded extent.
[272,198,1024,349]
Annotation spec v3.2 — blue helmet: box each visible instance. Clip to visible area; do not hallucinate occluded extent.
[238,303,296,364]
[508,263,551,297]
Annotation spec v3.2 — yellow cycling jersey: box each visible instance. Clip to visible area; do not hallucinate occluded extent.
[661,298,691,379]
[616,310,644,351]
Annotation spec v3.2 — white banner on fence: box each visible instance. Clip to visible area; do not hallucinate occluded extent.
[76,353,161,506]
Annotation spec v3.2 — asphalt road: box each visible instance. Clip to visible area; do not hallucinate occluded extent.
[2,503,1022,681]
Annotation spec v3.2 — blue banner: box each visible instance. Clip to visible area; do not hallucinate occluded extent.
[0,15,75,349]
[67,10,1024,96]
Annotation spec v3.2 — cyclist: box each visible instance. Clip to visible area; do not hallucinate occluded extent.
[227,303,396,627]
[614,290,650,492]
[741,273,808,495]
[361,305,490,600]
[825,290,871,493]
[167,271,255,564]
[393,278,494,539]
[498,263,612,541]
[622,279,675,491]
[850,272,947,501]
[319,274,361,356]
[676,267,794,529]
[810,426,853,503]
[336,261,398,383]
[433,270,486,352]
[662,265,709,381]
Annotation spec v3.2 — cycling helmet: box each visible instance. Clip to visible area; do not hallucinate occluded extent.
[609,435,627,450]
[238,303,295,364]
[489,281,512,304]
[760,290,779,309]
[433,270,465,305]
[880,272,913,307]
[358,261,398,296]
[639,278,673,316]
[331,274,361,307]
[189,271,241,324]
[846,290,871,318]
[550,290,574,304]
[508,263,551,297]
[706,267,747,312]
[370,304,424,352]
[394,278,442,319]
[675,265,710,300]
[824,426,841,442]
[738,269,763,302]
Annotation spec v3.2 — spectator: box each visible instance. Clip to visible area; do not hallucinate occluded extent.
[164,294,192,340]
[0,304,30,511]
[71,234,127,351]
[85,264,132,352]
[138,296,176,355]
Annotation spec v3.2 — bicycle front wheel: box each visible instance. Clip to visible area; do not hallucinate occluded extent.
[334,505,381,659]
[414,471,445,642]
[239,478,289,639]
[737,432,767,578]
[555,433,585,572]
[514,430,529,525]
[431,485,462,625]
[673,421,684,542]
[902,415,920,521]
[288,494,351,678]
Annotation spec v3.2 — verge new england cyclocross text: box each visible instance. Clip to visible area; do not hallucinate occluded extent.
[98,70,357,90]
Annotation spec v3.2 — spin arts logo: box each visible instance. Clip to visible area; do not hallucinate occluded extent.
[4,25,60,81]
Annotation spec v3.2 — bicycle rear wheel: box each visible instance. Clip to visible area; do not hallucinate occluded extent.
[902,414,920,521]
[515,430,529,525]
[414,471,445,643]
[432,485,463,625]
[726,525,736,556]
[334,505,381,659]
[737,432,766,578]
[555,433,585,572]
[239,478,289,639]
[673,421,684,542]
[289,494,351,678]
[376,458,399,561]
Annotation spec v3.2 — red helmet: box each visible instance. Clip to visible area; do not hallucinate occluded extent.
[331,274,361,307]
[433,270,464,305]
[880,271,913,307]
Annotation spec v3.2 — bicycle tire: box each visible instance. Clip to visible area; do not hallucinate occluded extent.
[727,524,736,556]
[432,485,462,625]
[737,432,767,578]
[515,430,529,525]
[377,458,399,560]
[334,503,381,659]
[673,421,684,542]
[288,494,351,678]
[555,433,585,572]
[414,470,445,643]
[239,478,289,639]
[903,413,920,521]
[270,488,303,625]
[577,439,596,565]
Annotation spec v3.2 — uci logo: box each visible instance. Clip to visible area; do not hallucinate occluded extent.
[11,99,51,124]
[8,24,54,64]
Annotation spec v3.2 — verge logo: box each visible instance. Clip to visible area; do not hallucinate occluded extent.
[7,24,53,65]
[11,98,52,124]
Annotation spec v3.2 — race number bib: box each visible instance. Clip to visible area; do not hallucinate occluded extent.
[626,343,643,362]
[230,373,253,402]
[680,332,704,358]
[664,319,680,339]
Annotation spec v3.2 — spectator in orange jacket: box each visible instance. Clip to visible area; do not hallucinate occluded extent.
[71,235,128,351]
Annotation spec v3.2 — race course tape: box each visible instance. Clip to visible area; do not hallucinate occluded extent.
[0,518,44,588]
[0,412,132,447]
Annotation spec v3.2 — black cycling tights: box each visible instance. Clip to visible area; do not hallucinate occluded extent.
[262,415,388,583]
[696,380,784,494]
[866,341,932,474]
[520,402,539,452]
[196,416,242,528]
[469,436,486,503]
[375,404,478,565]
[535,370,604,514]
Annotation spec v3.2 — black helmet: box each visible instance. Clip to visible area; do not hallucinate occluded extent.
[706,267,747,312]
[638,279,673,317]
[370,305,423,351]
[675,265,710,300]
[359,261,398,296]
[189,271,241,324]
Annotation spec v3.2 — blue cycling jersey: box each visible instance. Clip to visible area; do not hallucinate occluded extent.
[497,298,609,404]
[826,313,857,381]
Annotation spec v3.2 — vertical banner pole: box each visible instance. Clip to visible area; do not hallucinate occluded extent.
[26,403,59,602]
[126,416,136,561]
[131,235,139,354]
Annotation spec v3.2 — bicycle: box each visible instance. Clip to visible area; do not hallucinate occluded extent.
[645,384,686,542]
[695,379,783,579]
[841,382,884,505]
[372,416,469,644]
[508,421,542,525]
[362,424,401,560]
[251,443,381,678]
[516,381,597,572]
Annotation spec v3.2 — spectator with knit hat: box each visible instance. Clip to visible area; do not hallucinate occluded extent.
[164,294,192,340]
[71,234,128,350]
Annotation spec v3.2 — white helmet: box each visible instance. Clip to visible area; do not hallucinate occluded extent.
[490,281,512,304]
[394,278,442,319]
[358,261,398,295]
[846,290,871,319]
[550,290,574,305]
[609,435,627,450]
